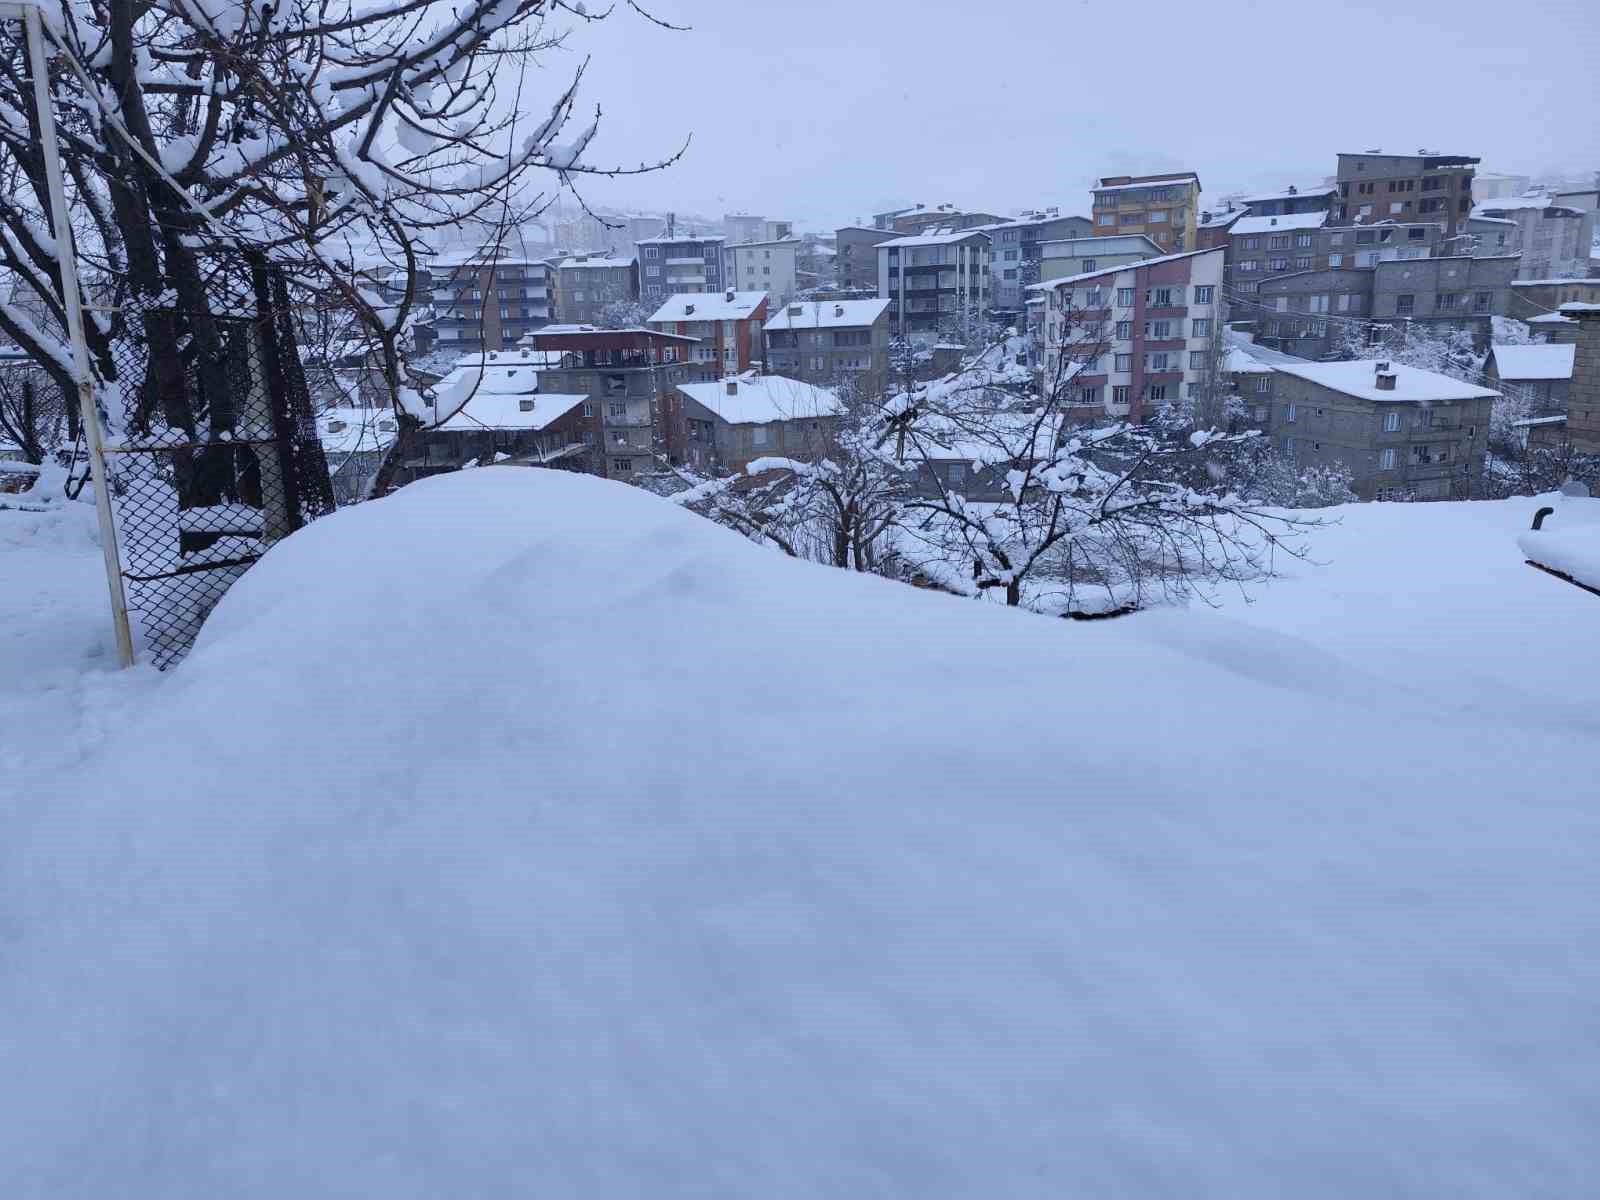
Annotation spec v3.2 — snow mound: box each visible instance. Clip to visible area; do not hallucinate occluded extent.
[2,470,1596,1197]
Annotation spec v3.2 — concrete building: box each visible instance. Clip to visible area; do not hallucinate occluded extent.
[1266,359,1496,501]
[635,232,726,304]
[1334,151,1479,241]
[1467,214,1519,257]
[1473,172,1533,203]
[521,325,699,478]
[725,214,793,244]
[1196,205,1246,251]
[1249,268,1375,359]
[835,226,905,293]
[1237,185,1337,218]
[1561,303,1600,454]
[982,211,1093,312]
[1229,215,1443,293]
[431,254,554,353]
[647,290,770,378]
[1507,278,1600,322]
[1032,247,1226,422]
[877,204,1004,235]
[1221,330,1311,434]
[673,372,843,473]
[1372,255,1520,343]
[1485,342,1575,411]
[1472,196,1595,280]
[722,238,800,306]
[551,253,638,325]
[764,298,893,391]
[1089,172,1202,254]
[877,229,991,338]
[1038,234,1164,284]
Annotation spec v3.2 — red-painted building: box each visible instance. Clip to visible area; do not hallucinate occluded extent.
[646,290,770,380]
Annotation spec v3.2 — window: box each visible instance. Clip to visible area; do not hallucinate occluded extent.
[1408,227,1427,241]
[1081,258,1096,272]
[1004,249,1019,261]
[613,457,634,472]
[1294,256,1312,270]
[1268,235,1291,250]
[1148,384,1167,402]
[1275,296,1289,312]
[1114,353,1133,371]
[1254,376,1270,393]
[644,247,658,259]
[1383,411,1400,432]
[1120,211,1143,225]
[1309,295,1329,313]
[1146,351,1170,371]
[1283,436,1295,454]
[1237,259,1260,273]
[1078,386,1101,406]
[581,401,594,417]
[1437,292,1460,311]
[1149,287,1175,307]
[1116,287,1136,306]
[1085,288,1104,307]
[1192,317,1212,337]
[1254,405,1268,421]
[1358,205,1373,217]
[646,265,660,277]
[1286,402,1297,423]
[947,463,966,484]
[1193,285,1214,303]
[1379,448,1397,470]
[1189,351,1207,369]
[1146,319,1173,338]
[1112,385,1131,406]
[1003,269,1017,280]
[1294,233,1314,249]
[1242,237,1261,251]
[1396,294,1415,315]
[1148,210,1168,223]
[1329,254,1344,268]
[1473,290,1492,313]
[1098,213,1115,226]
[1115,320,1132,339]
[1269,258,1290,271]
[608,401,627,417]
[1419,197,1444,214]
[751,426,770,447]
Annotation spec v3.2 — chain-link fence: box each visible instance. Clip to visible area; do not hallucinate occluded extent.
[107,259,336,668]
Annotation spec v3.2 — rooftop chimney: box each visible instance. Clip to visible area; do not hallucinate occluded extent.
[788,304,802,316]
[1375,360,1391,372]
[1375,371,1397,391]
[725,287,735,302]
[1287,185,1298,195]
[833,304,844,318]
[519,398,535,411]
[684,302,695,315]
[725,378,738,396]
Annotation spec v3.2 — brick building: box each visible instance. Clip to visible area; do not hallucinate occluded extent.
[1089,172,1202,253]
[431,254,554,353]
[647,290,770,379]
[835,226,905,293]
[763,298,893,391]
[1333,151,1479,242]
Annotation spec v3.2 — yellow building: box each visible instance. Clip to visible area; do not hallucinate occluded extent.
[1090,172,1202,254]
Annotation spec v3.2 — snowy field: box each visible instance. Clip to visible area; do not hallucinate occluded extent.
[1,471,1596,1197]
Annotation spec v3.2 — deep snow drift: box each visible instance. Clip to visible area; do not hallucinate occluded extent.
[2,470,1597,1198]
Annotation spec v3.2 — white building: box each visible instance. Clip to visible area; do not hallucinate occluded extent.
[722,238,800,306]
[876,229,991,339]
[1031,247,1226,422]
[1472,196,1596,279]
[724,214,794,245]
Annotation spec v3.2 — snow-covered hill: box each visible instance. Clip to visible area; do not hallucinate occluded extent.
[1,471,1596,1197]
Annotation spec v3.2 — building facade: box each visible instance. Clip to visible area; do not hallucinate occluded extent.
[673,373,843,473]
[877,229,991,338]
[983,211,1093,311]
[835,226,905,293]
[1371,255,1520,343]
[1472,197,1595,280]
[431,256,553,353]
[1507,278,1600,321]
[1563,305,1600,454]
[635,233,726,304]
[1235,185,1337,219]
[1039,234,1165,284]
[1264,359,1495,501]
[725,214,793,244]
[1033,247,1226,422]
[879,204,1004,235]
[1485,343,1574,411]
[1333,151,1479,241]
[763,298,893,391]
[1089,172,1202,254]
[647,290,770,378]
[551,253,638,325]
[722,239,799,306]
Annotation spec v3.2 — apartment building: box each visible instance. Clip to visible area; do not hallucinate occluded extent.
[1485,343,1575,411]
[522,325,698,479]
[1032,247,1226,422]
[724,214,793,244]
[877,229,991,338]
[764,298,893,391]
[876,203,1004,234]
[673,372,843,473]
[835,226,906,292]
[983,211,1093,311]
[1196,206,1246,250]
[1236,185,1337,219]
[1372,255,1520,343]
[1472,196,1595,280]
[1089,172,1202,253]
[1265,359,1495,501]
[1039,234,1163,284]
[1507,278,1600,321]
[1333,151,1479,241]
[723,238,799,306]
[635,232,726,304]
[550,253,638,325]
[1229,215,1443,292]
[1564,304,1600,453]
[431,255,553,352]
[647,290,770,378]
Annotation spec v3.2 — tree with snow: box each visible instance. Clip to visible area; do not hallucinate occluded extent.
[595,298,655,330]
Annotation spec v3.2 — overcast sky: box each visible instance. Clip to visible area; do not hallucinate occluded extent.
[544,0,1599,234]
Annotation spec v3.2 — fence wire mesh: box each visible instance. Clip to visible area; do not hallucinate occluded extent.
[107,261,336,668]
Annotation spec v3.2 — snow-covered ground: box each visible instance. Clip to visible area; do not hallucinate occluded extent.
[1,472,1596,1197]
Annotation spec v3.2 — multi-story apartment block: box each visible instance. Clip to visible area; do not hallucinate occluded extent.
[1236,184,1337,219]
[878,204,1004,235]
[877,229,991,338]
[647,290,770,378]
[551,253,638,325]
[431,254,553,353]
[1195,206,1246,251]
[1472,196,1595,280]
[983,211,1093,311]
[672,373,843,473]
[763,298,893,391]
[835,226,905,292]
[1090,172,1202,254]
[523,325,698,479]
[1473,172,1533,203]
[1563,305,1600,454]
[1372,255,1520,343]
[1264,359,1496,501]
[722,238,799,306]
[724,214,793,244]
[1506,278,1600,322]
[1038,234,1163,284]
[1333,151,1479,241]
[1249,269,1375,359]
[635,232,726,304]
[1229,215,1443,291]
[1032,247,1226,422]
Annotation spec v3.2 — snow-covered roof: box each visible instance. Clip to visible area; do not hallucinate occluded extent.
[1229,212,1330,236]
[1221,330,1313,374]
[879,229,992,249]
[648,292,768,323]
[556,255,634,270]
[1511,415,1567,427]
[1270,360,1499,403]
[1028,248,1220,292]
[677,372,842,425]
[1469,215,1519,227]
[764,299,891,331]
[1490,343,1576,381]
[1197,209,1247,229]
[1512,278,1600,288]
[1560,302,1600,314]
[1472,195,1555,214]
[634,233,725,245]
[1093,174,1200,193]
[317,408,400,456]
[1529,312,1577,324]
[413,359,588,431]
[1239,186,1338,204]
